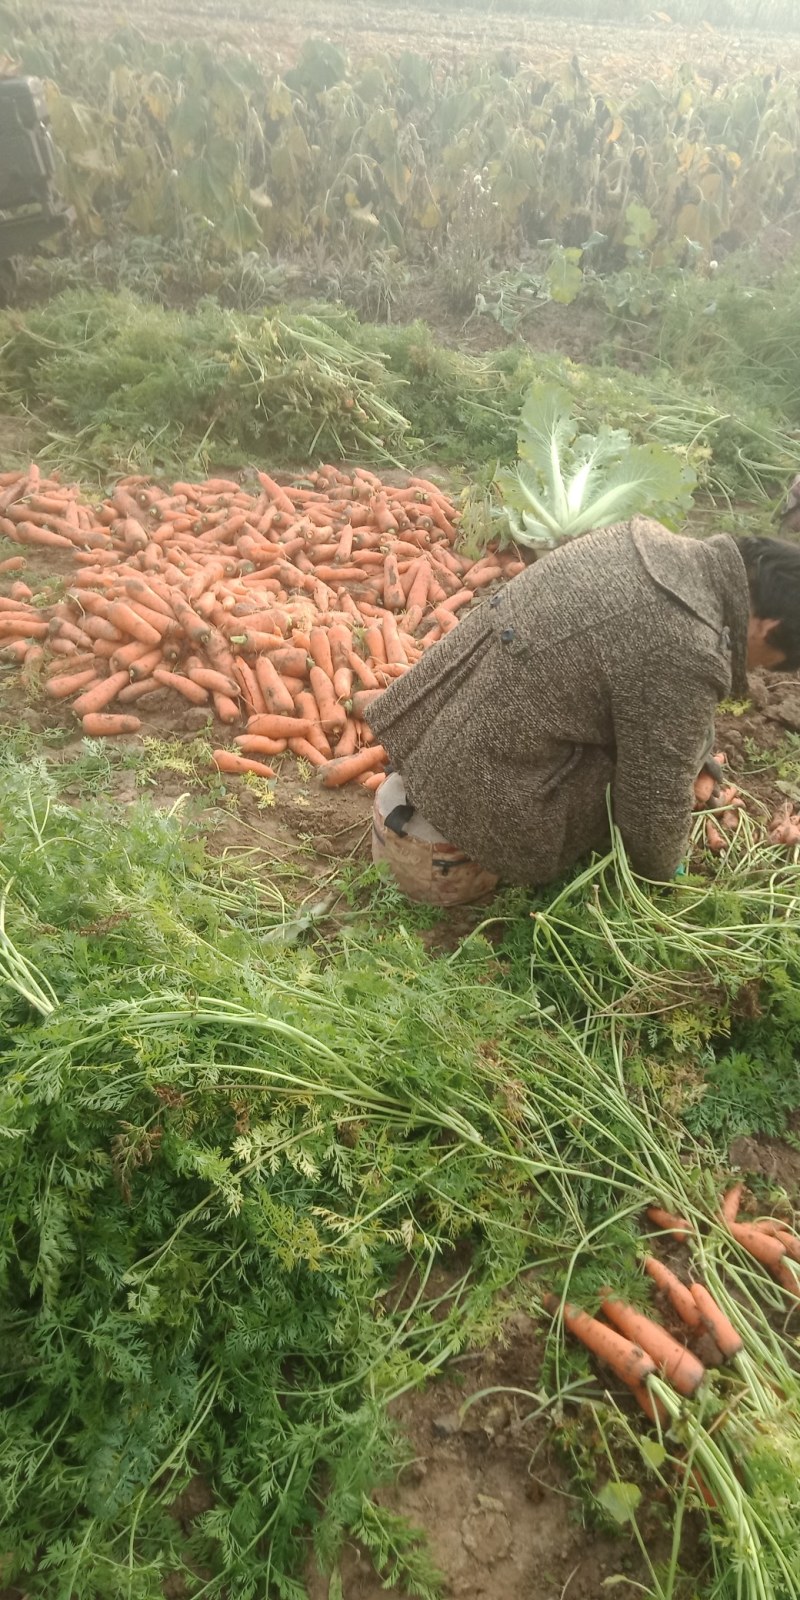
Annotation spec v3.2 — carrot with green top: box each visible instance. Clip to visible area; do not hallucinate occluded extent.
[689,1284,743,1360]
[642,1258,703,1332]
[646,1207,693,1242]
[599,1295,705,1396]
[543,1295,662,1422]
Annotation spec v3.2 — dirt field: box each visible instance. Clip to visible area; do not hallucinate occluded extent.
[52,0,800,89]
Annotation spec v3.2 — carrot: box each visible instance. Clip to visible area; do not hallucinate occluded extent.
[348,651,380,691]
[256,471,295,517]
[0,639,33,662]
[234,658,267,716]
[81,712,142,736]
[693,772,717,807]
[72,671,131,716]
[361,771,386,792]
[288,737,328,768]
[295,693,334,758]
[118,677,162,704]
[373,498,398,536]
[234,734,288,757]
[212,693,241,725]
[705,818,727,854]
[10,581,33,602]
[721,1184,744,1224]
[124,578,175,618]
[0,617,48,639]
[308,626,335,678]
[48,620,93,652]
[130,648,167,681]
[12,521,73,550]
[352,689,382,719]
[333,717,359,758]
[310,665,347,732]
[262,645,309,679]
[599,1296,705,1397]
[727,1220,788,1271]
[212,749,275,779]
[319,745,388,788]
[46,668,99,701]
[106,601,163,648]
[363,623,386,664]
[642,1257,703,1332]
[171,595,212,645]
[381,613,407,666]
[752,1222,800,1265]
[465,559,502,590]
[252,655,295,715]
[81,615,125,643]
[646,1207,693,1242]
[184,662,238,698]
[22,645,44,676]
[438,587,473,614]
[405,559,430,615]
[772,1260,800,1299]
[382,553,405,611]
[543,1295,658,1417]
[335,524,354,563]
[688,1284,743,1360]
[246,714,313,740]
[152,669,209,706]
[0,555,26,573]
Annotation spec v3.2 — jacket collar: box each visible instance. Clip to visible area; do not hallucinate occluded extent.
[631,517,750,697]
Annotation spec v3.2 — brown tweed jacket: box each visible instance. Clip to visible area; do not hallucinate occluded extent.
[367,518,750,885]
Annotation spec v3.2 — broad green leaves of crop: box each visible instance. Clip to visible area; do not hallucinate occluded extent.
[495,382,696,548]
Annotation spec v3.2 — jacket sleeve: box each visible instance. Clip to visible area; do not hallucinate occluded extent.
[610,645,724,881]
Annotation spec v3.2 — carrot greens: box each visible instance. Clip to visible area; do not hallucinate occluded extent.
[1,752,800,1598]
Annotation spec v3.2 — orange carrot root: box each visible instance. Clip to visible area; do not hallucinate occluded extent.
[688,1284,743,1360]
[646,1207,693,1242]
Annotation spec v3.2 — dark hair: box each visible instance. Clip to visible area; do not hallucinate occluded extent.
[736,535,800,669]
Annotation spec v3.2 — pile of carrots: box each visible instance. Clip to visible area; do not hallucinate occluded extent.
[0,463,521,788]
[548,1188,799,1428]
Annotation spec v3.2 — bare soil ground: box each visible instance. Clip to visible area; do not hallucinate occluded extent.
[51,0,800,89]
[307,1306,690,1600]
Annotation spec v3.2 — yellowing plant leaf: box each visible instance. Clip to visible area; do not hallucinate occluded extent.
[268,82,294,119]
[624,201,658,251]
[418,201,441,230]
[381,152,412,206]
[548,247,583,305]
[492,172,531,217]
[607,116,624,144]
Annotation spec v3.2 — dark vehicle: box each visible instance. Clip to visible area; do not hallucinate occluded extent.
[0,75,71,300]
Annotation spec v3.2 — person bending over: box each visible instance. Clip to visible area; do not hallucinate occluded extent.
[366,518,800,904]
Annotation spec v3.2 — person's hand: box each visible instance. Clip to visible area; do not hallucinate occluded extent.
[701,751,726,787]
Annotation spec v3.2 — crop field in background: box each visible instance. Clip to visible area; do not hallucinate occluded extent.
[0,3,800,1599]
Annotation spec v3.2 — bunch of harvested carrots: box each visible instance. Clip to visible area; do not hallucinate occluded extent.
[549,1188,799,1428]
[0,463,521,788]
[693,755,800,851]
